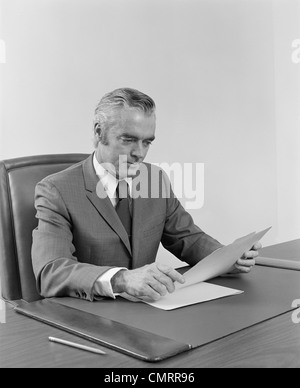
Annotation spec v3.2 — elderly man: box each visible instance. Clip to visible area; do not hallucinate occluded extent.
[32,88,260,303]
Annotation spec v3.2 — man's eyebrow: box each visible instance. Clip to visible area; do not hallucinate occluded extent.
[120,134,137,139]
[146,136,155,142]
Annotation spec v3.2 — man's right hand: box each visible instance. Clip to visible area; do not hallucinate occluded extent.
[111,263,185,303]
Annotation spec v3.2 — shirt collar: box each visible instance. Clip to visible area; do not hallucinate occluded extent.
[93,153,132,198]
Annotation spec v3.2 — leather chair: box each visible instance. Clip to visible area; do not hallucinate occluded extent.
[0,154,89,302]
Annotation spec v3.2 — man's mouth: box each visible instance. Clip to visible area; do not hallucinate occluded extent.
[127,162,140,166]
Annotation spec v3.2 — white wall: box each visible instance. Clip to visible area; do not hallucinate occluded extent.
[273,0,300,244]
[0,0,299,264]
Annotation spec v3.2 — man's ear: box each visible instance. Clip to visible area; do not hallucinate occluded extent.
[94,123,102,137]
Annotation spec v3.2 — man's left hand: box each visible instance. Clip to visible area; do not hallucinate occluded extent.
[229,242,262,274]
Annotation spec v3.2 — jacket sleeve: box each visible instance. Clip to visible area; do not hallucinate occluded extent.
[160,172,223,266]
[32,179,111,301]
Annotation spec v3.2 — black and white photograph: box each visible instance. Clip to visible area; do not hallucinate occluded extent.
[0,0,299,371]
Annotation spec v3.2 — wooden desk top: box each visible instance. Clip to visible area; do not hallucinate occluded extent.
[1,239,300,368]
[1,302,300,368]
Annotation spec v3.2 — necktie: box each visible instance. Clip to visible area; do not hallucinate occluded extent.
[116,180,132,241]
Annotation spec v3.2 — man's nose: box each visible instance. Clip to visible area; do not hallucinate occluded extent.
[131,142,145,160]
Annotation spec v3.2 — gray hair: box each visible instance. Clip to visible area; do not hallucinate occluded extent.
[93,88,156,147]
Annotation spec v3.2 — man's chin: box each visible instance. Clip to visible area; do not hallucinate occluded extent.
[118,164,140,179]
[128,165,141,178]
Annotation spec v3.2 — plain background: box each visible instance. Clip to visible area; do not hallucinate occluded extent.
[0,0,299,267]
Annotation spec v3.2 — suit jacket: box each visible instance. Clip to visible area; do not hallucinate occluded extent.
[32,154,222,301]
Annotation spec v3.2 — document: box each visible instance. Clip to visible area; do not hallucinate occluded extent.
[177,227,272,291]
[138,227,272,311]
[147,282,243,311]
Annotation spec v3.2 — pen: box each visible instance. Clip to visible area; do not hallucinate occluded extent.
[49,337,107,355]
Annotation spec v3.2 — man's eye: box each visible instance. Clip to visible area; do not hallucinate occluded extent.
[144,141,152,147]
[121,138,133,143]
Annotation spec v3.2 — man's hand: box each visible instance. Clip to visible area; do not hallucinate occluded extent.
[111,263,185,303]
[229,242,262,274]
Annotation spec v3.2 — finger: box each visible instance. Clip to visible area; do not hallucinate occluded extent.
[147,278,168,297]
[237,258,256,267]
[139,294,162,303]
[234,264,252,274]
[153,272,175,293]
[156,263,185,284]
[243,250,259,259]
[136,285,161,302]
[120,293,142,303]
[252,242,262,251]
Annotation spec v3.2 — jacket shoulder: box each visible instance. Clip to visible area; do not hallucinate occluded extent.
[39,159,86,187]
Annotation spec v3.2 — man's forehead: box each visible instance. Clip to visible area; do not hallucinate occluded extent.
[111,109,156,135]
[119,107,155,122]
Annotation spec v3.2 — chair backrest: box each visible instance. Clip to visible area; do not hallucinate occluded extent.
[0,154,89,302]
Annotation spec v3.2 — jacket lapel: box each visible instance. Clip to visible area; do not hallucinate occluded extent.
[82,155,132,256]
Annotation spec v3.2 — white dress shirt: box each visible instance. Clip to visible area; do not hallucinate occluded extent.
[92,154,132,299]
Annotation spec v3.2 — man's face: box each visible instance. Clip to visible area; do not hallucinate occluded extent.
[96,108,156,179]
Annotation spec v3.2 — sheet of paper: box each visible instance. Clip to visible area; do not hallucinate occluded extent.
[146,282,243,311]
[177,226,272,290]
[121,227,271,310]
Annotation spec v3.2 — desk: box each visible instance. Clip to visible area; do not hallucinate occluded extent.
[1,302,300,368]
[1,240,300,368]
[257,239,300,270]
[259,239,300,260]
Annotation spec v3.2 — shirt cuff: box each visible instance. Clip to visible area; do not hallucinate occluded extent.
[93,268,127,299]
